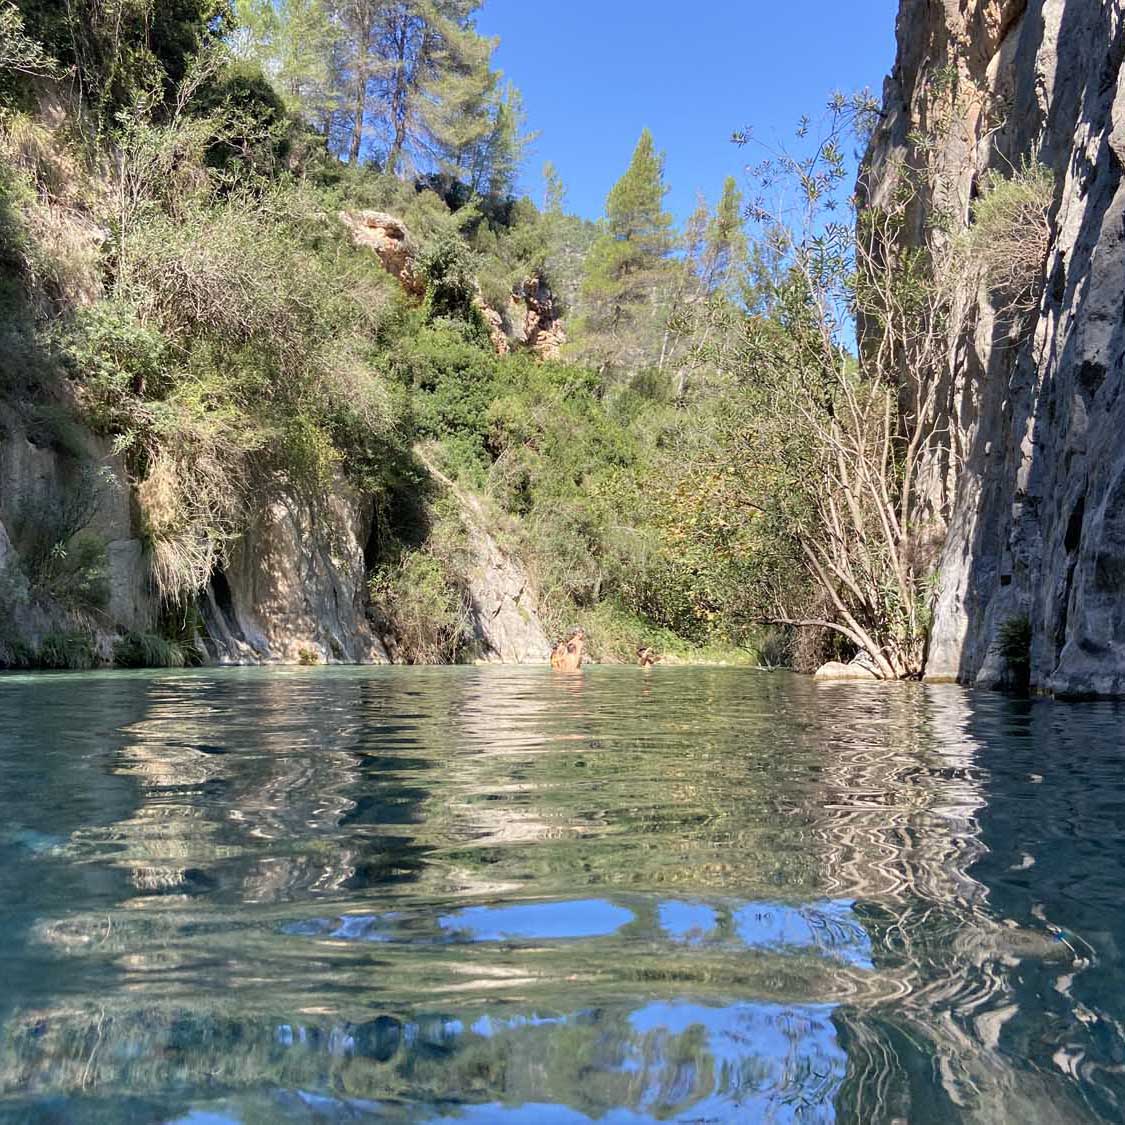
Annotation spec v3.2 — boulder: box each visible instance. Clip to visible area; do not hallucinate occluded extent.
[814,660,881,682]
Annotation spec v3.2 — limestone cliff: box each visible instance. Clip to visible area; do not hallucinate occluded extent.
[867,0,1125,696]
[339,209,567,360]
[199,488,389,666]
[0,404,157,661]
[416,454,552,665]
[0,400,549,667]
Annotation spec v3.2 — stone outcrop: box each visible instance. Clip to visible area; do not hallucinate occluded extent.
[814,660,881,683]
[338,210,425,296]
[474,295,510,356]
[200,487,389,666]
[417,453,552,664]
[0,404,156,660]
[510,276,567,360]
[0,402,390,667]
[340,211,566,361]
[479,277,567,360]
[867,0,1125,696]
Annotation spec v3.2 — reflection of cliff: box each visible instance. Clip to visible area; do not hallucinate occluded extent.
[4,670,1124,1122]
[0,998,845,1121]
[102,674,365,902]
[815,685,1108,1123]
[814,685,988,907]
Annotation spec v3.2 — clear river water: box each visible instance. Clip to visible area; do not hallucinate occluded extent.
[0,666,1124,1123]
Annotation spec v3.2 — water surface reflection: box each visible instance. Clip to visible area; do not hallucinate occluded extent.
[0,668,1122,1122]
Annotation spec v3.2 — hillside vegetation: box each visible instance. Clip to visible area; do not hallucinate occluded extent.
[0,1,1045,676]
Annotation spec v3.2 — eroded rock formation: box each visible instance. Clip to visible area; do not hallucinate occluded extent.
[339,210,425,296]
[0,404,157,661]
[511,276,567,360]
[340,211,566,361]
[868,0,1125,696]
[417,453,552,664]
[200,487,389,666]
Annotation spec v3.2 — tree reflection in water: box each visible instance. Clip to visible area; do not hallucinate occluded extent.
[0,668,1121,1122]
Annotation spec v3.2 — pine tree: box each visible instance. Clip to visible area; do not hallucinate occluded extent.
[234,0,340,142]
[578,129,676,375]
[335,0,381,164]
[460,81,534,198]
[700,175,748,297]
[541,160,566,215]
[370,0,495,177]
[602,128,673,261]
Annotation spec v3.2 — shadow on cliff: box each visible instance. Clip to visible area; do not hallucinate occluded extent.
[943,0,1124,691]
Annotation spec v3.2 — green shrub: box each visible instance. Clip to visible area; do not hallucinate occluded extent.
[188,60,293,175]
[113,631,188,668]
[369,498,473,664]
[9,471,110,616]
[0,635,35,669]
[966,160,1054,314]
[755,629,793,670]
[371,551,471,665]
[59,174,411,603]
[38,631,98,670]
[416,227,482,327]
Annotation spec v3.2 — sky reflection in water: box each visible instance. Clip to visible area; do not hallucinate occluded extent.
[0,666,1124,1122]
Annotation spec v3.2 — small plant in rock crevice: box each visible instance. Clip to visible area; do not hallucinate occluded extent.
[997,614,1032,692]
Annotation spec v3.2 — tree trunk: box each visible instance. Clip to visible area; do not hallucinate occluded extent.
[349,40,368,164]
[381,12,412,177]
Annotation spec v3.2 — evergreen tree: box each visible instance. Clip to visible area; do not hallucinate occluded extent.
[663,178,751,392]
[234,0,337,132]
[578,128,676,375]
[541,160,566,215]
[461,80,533,198]
[700,175,748,297]
[369,0,494,176]
[335,0,382,164]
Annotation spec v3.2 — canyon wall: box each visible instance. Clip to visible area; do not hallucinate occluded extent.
[867,0,1125,696]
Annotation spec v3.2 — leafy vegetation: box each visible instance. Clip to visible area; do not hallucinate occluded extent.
[0,1,1019,675]
[997,614,1032,693]
[965,158,1054,318]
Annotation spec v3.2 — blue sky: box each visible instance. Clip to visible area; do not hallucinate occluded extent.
[476,0,901,223]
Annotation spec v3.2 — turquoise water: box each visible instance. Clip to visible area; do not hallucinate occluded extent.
[0,666,1123,1122]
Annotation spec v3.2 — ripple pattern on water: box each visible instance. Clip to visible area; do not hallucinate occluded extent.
[0,666,1123,1122]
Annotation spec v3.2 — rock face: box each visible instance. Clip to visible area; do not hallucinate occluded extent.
[474,295,510,356]
[200,488,389,666]
[339,210,425,296]
[868,0,1125,696]
[511,276,567,360]
[0,405,157,659]
[418,454,552,664]
[340,210,566,361]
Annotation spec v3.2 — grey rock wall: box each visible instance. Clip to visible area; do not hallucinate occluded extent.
[868,0,1125,695]
[0,405,156,657]
[200,489,390,666]
[416,454,552,665]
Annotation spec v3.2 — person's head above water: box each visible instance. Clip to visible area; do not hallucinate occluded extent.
[551,628,586,671]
